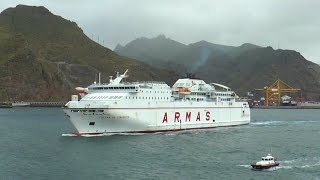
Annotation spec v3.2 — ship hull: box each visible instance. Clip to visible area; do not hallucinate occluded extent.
[251,162,280,169]
[64,103,250,134]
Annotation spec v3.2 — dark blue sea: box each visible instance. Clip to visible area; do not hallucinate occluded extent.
[0,108,319,180]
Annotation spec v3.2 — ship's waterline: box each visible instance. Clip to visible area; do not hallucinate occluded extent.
[64,70,250,134]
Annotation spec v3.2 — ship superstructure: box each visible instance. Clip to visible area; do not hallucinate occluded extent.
[64,70,250,134]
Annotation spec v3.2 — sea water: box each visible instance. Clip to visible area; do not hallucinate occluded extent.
[0,108,319,179]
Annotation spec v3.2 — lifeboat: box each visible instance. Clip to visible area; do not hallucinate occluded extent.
[251,154,280,169]
[75,87,89,94]
[177,88,191,94]
[75,87,89,98]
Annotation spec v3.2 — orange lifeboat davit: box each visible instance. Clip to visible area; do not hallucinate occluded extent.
[177,88,191,94]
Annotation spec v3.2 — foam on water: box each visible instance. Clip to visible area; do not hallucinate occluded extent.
[251,120,319,126]
[237,164,250,168]
[61,132,148,137]
[61,133,77,137]
[238,157,320,171]
[279,157,320,169]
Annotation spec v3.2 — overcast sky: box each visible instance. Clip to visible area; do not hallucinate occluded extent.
[1,0,320,63]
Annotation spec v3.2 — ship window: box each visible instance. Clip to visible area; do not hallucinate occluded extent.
[89,122,95,126]
[118,96,122,99]
[89,110,95,112]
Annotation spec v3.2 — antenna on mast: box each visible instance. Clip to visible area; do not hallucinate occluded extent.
[98,72,101,85]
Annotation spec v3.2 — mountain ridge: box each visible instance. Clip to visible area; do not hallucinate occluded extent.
[115,35,320,99]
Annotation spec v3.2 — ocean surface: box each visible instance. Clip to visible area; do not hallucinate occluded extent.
[0,108,319,180]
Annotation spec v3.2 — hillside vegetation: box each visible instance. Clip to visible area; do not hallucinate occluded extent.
[0,5,178,101]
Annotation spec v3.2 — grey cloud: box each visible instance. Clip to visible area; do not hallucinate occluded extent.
[1,0,319,63]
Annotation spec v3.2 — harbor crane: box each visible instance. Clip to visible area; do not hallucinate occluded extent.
[255,79,301,106]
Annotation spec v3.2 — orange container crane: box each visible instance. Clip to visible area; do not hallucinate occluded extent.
[255,79,301,106]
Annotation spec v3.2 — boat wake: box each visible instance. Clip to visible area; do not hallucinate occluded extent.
[251,120,318,126]
[237,164,251,168]
[61,132,148,137]
[237,164,280,171]
[61,128,213,137]
[278,157,320,169]
[238,157,320,170]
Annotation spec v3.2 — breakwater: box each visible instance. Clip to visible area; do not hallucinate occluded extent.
[0,102,66,108]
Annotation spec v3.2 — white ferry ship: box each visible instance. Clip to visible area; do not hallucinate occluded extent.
[63,70,250,135]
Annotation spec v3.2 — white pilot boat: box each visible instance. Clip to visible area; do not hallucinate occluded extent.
[251,154,280,169]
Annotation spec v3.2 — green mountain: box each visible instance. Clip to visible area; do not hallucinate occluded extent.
[0,5,179,101]
[115,36,320,99]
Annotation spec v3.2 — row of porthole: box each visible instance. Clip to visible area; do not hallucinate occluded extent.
[216,93,231,96]
[84,96,123,100]
[126,96,170,100]
[141,90,170,93]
